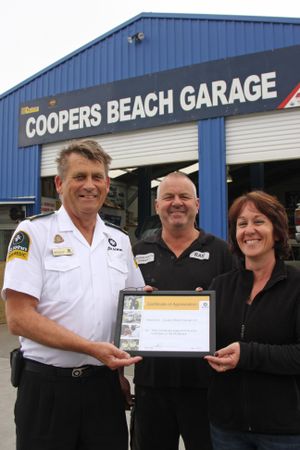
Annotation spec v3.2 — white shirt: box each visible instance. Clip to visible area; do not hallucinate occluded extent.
[2,206,144,367]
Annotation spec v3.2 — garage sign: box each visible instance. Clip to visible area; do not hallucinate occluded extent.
[19,45,300,147]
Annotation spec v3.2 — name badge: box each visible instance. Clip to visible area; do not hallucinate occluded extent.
[135,252,155,265]
[189,251,210,260]
[52,247,73,257]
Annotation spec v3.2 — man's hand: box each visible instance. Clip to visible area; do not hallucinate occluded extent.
[90,342,142,370]
[143,285,157,292]
[204,342,240,372]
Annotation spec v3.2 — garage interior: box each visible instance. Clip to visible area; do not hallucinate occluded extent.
[40,158,300,259]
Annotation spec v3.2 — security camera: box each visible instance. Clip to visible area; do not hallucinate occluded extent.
[137,32,144,41]
[127,32,145,44]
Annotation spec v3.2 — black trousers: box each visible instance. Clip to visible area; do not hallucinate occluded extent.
[131,385,212,450]
[15,363,128,450]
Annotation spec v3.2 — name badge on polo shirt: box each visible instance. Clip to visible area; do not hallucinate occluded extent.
[135,253,155,265]
[52,247,73,257]
[189,251,210,260]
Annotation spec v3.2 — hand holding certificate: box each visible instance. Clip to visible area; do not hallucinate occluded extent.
[114,290,216,357]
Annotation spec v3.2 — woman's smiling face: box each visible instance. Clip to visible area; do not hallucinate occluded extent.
[236,201,276,261]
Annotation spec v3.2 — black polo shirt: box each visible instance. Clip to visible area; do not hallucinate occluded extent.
[132,228,233,388]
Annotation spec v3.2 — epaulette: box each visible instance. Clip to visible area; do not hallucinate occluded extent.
[104,221,128,235]
[27,211,55,221]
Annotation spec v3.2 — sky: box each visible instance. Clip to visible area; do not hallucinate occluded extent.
[1,0,300,95]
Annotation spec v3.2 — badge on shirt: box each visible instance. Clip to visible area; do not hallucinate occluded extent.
[53,234,64,243]
[135,253,155,265]
[52,247,73,257]
[7,231,30,262]
[108,238,117,247]
[189,251,210,260]
[107,237,122,252]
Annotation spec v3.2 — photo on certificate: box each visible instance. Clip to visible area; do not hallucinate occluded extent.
[114,290,216,356]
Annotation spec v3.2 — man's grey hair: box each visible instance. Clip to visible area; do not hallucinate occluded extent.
[156,171,197,199]
[56,139,112,179]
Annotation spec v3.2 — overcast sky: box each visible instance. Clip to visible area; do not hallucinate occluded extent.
[1,0,299,95]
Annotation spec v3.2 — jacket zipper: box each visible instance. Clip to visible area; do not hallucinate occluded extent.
[240,301,250,340]
[240,323,246,340]
[240,302,251,431]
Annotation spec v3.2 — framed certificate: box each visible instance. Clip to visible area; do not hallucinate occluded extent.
[114,290,216,356]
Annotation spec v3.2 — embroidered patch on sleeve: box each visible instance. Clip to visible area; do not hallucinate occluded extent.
[7,231,31,262]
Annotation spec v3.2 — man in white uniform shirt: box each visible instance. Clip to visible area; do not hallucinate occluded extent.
[2,139,144,450]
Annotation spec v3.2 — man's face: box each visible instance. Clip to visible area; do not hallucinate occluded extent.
[155,176,199,231]
[55,153,110,222]
[236,201,276,262]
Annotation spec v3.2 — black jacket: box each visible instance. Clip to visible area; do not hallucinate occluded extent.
[208,259,300,434]
[132,228,233,388]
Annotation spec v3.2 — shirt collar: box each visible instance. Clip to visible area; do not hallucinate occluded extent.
[141,227,209,249]
[56,205,106,234]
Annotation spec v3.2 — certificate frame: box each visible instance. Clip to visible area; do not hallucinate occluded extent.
[114,290,216,357]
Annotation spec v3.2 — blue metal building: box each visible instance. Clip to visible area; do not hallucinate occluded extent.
[1,12,300,256]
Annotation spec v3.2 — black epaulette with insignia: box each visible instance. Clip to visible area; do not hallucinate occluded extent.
[104,221,128,235]
[27,211,55,221]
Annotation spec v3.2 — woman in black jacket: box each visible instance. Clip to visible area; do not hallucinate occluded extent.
[205,191,300,450]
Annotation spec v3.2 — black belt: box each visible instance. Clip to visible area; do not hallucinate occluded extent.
[24,359,108,378]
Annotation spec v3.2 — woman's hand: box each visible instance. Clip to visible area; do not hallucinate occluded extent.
[204,342,240,372]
